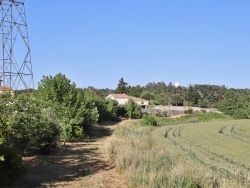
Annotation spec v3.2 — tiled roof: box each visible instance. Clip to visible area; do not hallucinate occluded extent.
[108,93,148,102]
[0,86,12,91]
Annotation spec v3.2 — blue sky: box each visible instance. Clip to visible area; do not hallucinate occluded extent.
[26,1,250,89]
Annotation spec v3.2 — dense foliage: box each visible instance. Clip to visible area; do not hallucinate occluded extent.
[79,89,119,122]
[124,99,141,119]
[0,93,61,185]
[141,114,158,126]
[217,92,250,119]
[36,73,99,139]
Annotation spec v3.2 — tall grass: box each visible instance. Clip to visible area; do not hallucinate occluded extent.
[109,122,224,188]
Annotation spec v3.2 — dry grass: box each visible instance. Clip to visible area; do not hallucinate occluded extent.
[109,120,250,188]
[109,122,218,188]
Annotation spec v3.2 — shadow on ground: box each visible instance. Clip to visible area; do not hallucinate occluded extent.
[88,121,120,139]
[11,122,119,188]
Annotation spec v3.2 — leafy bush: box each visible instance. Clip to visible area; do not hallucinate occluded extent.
[155,111,169,117]
[184,108,194,114]
[187,117,200,123]
[8,94,61,154]
[155,111,162,117]
[0,146,27,186]
[88,93,119,122]
[0,93,61,154]
[124,99,141,119]
[162,111,169,117]
[0,92,63,185]
[105,99,119,121]
[141,114,158,126]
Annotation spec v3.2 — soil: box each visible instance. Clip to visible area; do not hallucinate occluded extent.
[12,122,127,188]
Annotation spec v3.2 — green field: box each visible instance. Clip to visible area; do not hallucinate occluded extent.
[152,120,250,186]
[110,119,250,187]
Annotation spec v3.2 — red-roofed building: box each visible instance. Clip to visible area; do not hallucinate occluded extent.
[0,86,13,94]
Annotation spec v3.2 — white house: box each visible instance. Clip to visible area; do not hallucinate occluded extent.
[106,93,149,107]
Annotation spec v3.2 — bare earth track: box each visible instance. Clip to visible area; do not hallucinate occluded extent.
[13,122,127,188]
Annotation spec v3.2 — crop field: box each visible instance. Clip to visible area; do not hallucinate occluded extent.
[110,118,250,187]
[152,120,250,187]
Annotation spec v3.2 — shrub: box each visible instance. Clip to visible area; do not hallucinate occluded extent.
[184,108,194,114]
[124,99,141,119]
[155,111,169,117]
[187,117,200,123]
[116,105,126,118]
[141,114,158,126]
[155,111,162,117]
[9,95,61,154]
[200,109,207,113]
[0,146,27,186]
[0,93,61,155]
[162,111,169,117]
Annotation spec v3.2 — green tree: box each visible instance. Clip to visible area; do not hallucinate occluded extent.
[185,86,201,106]
[127,85,143,97]
[37,73,97,139]
[124,99,141,119]
[115,77,128,94]
[80,89,119,122]
[105,99,119,120]
[171,94,184,106]
[154,93,169,105]
[217,92,250,119]
[140,91,155,101]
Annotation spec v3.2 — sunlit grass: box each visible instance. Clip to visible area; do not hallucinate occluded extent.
[109,118,250,187]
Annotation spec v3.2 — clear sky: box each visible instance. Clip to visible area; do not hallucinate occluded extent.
[26,0,250,89]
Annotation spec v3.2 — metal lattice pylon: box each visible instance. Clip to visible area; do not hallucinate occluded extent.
[0,0,34,91]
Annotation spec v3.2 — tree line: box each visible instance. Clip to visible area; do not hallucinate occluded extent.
[95,77,250,119]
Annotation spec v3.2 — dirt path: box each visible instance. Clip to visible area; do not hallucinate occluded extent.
[13,122,127,188]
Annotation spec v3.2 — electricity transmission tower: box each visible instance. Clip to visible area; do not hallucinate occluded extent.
[0,0,34,91]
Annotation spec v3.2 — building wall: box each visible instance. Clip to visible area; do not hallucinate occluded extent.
[106,94,149,106]
[116,99,129,105]
[106,95,129,105]
[135,101,149,106]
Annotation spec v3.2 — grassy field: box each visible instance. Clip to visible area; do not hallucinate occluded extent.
[110,117,250,188]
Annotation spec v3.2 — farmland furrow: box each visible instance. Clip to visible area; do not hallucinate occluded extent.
[180,131,250,171]
[162,125,250,184]
[221,125,250,144]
